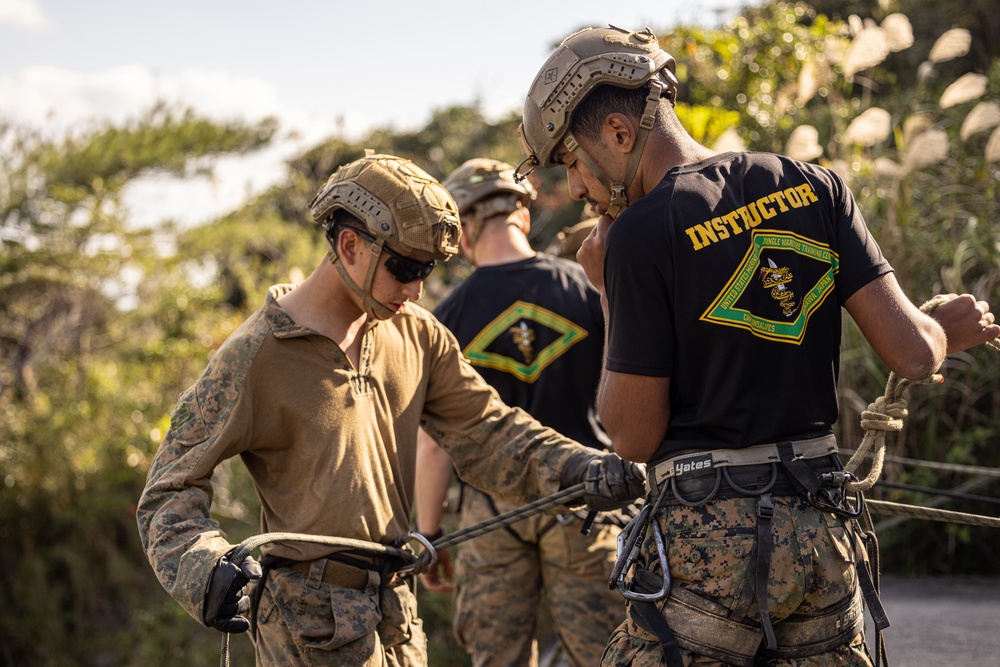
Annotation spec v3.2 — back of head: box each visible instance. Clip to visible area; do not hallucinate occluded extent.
[442,158,537,229]
[310,150,461,261]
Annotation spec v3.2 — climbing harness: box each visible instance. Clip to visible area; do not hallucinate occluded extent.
[609,433,870,667]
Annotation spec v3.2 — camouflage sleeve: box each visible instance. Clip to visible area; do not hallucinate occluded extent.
[137,325,262,624]
[419,317,595,505]
[136,383,239,624]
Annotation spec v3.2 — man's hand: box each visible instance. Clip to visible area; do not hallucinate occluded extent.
[561,451,646,512]
[419,548,455,593]
[203,553,262,633]
[576,214,613,292]
[930,293,999,354]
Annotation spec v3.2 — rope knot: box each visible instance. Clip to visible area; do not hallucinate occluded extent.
[859,397,908,432]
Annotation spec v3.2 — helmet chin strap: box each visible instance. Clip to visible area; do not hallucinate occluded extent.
[562,79,665,220]
[326,240,397,321]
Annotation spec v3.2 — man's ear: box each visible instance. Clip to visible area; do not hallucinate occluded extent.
[458,223,475,258]
[603,113,636,154]
[515,205,531,234]
[336,228,362,266]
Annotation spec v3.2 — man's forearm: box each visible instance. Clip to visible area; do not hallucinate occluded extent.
[415,428,454,534]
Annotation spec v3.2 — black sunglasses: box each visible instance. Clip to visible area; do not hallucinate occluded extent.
[351,228,437,283]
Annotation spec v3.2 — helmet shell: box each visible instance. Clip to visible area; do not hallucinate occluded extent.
[309,152,461,260]
[519,26,677,168]
[442,158,536,217]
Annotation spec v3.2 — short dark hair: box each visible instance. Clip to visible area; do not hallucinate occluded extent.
[570,74,675,143]
[571,85,648,142]
[324,210,365,246]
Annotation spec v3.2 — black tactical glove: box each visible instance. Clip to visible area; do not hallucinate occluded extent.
[561,451,646,512]
[203,552,262,633]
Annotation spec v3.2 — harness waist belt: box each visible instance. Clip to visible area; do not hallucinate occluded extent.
[647,435,838,495]
[629,567,865,666]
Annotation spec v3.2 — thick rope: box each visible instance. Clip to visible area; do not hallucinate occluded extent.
[866,499,1000,528]
[841,373,940,492]
[843,295,999,491]
[227,533,415,568]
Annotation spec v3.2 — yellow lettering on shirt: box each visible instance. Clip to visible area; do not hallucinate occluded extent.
[684,181,820,251]
[721,211,743,235]
[770,191,790,212]
[711,217,731,240]
[796,183,819,204]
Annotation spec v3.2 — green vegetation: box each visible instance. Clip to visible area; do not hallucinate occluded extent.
[1,1,998,664]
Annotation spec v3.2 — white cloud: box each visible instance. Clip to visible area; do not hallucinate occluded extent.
[0,64,332,138]
[1,64,340,227]
[122,141,305,229]
[0,0,48,28]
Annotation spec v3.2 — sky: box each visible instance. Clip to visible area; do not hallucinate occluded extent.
[0,0,737,226]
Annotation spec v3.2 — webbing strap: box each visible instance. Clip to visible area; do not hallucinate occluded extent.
[630,600,686,667]
[776,441,823,496]
[648,435,837,491]
[755,493,778,650]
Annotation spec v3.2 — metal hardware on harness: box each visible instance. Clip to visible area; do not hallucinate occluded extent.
[609,503,650,587]
[617,511,671,602]
[609,487,672,603]
[810,472,865,518]
[393,531,436,578]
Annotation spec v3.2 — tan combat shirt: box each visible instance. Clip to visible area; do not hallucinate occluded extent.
[137,285,589,623]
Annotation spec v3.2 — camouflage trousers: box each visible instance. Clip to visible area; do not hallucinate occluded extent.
[253,558,427,666]
[602,495,874,667]
[453,488,625,667]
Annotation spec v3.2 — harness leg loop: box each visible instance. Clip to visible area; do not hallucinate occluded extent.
[755,492,778,650]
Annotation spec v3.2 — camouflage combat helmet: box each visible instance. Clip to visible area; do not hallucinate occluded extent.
[441,158,536,255]
[309,151,461,318]
[516,25,678,219]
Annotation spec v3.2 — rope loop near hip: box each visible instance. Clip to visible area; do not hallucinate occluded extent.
[844,295,999,491]
[844,375,918,492]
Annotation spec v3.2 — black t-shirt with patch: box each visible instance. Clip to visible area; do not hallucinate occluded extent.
[604,152,891,459]
[434,254,610,450]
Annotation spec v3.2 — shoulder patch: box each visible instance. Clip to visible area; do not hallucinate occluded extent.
[170,402,193,429]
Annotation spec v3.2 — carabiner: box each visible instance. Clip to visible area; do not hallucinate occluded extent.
[392,531,436,578]
[618,517,671,602]
[608,504,651,588]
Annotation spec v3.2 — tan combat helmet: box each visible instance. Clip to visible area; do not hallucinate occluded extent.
[441,158,537,254]
[309,151,461,319]
[516,25,678,219]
